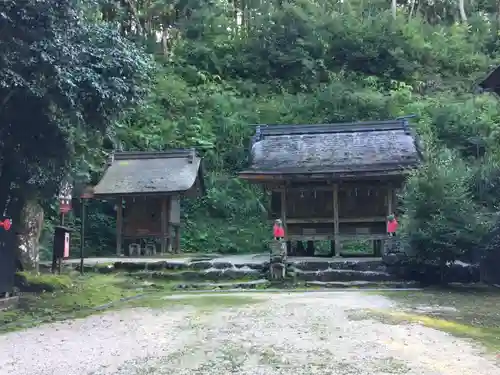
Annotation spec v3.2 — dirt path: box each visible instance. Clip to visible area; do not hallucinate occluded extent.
[0,291,498,375]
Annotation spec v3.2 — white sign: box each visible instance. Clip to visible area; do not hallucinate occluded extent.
[58,180,73,201]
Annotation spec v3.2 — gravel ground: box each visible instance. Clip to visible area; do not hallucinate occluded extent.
[0,291,498,375]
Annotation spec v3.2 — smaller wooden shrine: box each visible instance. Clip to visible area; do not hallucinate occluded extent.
[239,119,423,257]
[93,149,205,256]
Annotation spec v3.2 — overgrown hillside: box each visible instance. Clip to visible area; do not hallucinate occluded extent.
[3,0,500,268]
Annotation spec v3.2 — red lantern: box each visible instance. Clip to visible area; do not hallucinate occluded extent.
[0,219,12,231]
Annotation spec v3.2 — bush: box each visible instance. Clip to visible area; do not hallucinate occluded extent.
[399,148,491,282]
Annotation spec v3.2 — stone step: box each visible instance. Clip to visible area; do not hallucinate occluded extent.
[288,259,385,272]
[132,268,264,282]
[47,256,386,275]
[172,279,270,290]
[187,260,266,271]
[171,279,419,291]
[112,260,266,272]
[291,268,397,282]
[0,296,19,311]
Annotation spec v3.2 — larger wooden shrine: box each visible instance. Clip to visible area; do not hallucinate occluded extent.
[239,119,422,257]
[93,149,205,256]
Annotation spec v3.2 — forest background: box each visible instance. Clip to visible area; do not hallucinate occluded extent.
[3,0,500,273]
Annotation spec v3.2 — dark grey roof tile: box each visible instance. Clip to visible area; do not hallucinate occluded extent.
[94,149,202,196]
[247,122,421,174]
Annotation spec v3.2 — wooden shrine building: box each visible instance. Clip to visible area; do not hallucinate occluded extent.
[93,149,205,256]
[239,119,422,257]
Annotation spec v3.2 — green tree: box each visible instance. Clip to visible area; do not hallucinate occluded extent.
[399,148,492,281]
[0,0,153,264]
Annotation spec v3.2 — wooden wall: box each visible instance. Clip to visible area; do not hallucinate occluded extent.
[338,185,387,218]
[268,181,399,240]
[270,184,394,221]
[123,197,162,236]
[116,195,181,255]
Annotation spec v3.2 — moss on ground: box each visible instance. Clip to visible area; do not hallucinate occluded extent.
[366,287,500,352]
[120,294,261,311]
[0,272,262,333]
[0,273,171,333]
[18,271,74,290]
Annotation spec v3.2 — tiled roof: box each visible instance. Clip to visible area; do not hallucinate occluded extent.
[93,149,203,196]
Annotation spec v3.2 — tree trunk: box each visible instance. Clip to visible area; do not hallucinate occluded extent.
[458,0,467,23]
[123,0,144,37]
[17,200,44,271]
[408,0,416,20]
[391,0,397,19]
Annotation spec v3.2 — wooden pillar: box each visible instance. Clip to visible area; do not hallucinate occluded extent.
[280,185,288,240]
[166,197,171,252]
[387,186,393,216]
[373,240,382,257]
[116,197,123,256]
[160,198,168,254]
[393,188,398,214]
[330,241,336,257]
[333,184,340,257]
[306,241,315,256]
[380,185,395,257]
[174,225,180,253]
[280,185,289,257]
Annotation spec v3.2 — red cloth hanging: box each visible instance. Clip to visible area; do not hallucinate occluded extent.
[387,218,399,233]
[273,224,285,238]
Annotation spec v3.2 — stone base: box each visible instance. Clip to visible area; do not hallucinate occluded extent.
[0,296,19,311]
[133,268,264,282]
[305,280,420,288]
[173,279,270,290]
[293,269,396,282]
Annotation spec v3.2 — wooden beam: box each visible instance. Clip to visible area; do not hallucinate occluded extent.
[285,216,387,224]
[116,198,123,256]
[239,170,411,182]
[275,186,334,192]
[286,218,334,224]
[160,198,168,254]
[287,233,389,241]
[273,181,401,192]
[333,183,340,257]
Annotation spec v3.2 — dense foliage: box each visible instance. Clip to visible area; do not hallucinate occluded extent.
[4,0,500,273]
[0,0,153,226]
